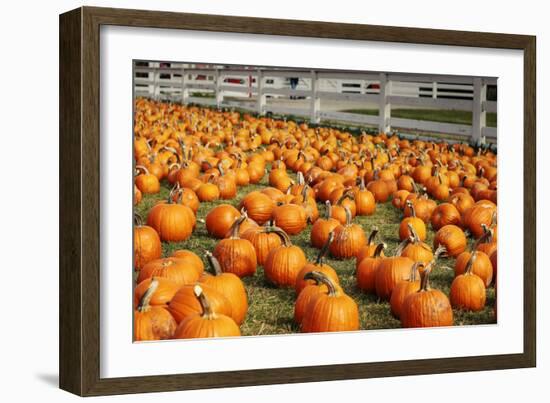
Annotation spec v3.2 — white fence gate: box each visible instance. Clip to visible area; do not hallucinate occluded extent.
[134,63,497,143]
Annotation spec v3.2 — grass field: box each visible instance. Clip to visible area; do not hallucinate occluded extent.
[135,174,496,335]
[341,108,497,128]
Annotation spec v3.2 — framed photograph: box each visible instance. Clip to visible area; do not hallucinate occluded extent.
[59,6,536,396]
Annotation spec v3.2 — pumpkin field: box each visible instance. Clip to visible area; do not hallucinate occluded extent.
[133,97,498,340]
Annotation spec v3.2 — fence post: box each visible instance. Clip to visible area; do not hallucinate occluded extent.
[181,67,189,105]
[432,82,438,99]
[256,69,265,115]
[215,69,223,109]
[310,70,321,124]
[472,77,487,144]
[378,73,392,133]
[152,62,160,100]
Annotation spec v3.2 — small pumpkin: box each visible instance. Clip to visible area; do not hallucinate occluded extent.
[356,227,385,266]
[172,285,241,339]
[134,214,161,270]
[353,177,376,215]
[135,165,161,194]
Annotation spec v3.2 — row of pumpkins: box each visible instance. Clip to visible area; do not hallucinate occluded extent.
[133,98,497,341]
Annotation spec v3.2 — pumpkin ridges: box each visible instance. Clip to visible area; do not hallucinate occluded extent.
[213,216,258,277]
[173,285,241,339]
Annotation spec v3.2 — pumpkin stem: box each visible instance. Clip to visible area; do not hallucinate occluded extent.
[194,285,216,319]
[137,278,159,312]
[418,265,432,292]
[134,212,144,227]
[395,238,410,257]
[303,271,338,296]
[359,177,366,191]
[135,164,150,175]
[296,171,305,186]
[324,201,333,220]
[367,227,379,245]
[229,215,246,239]
[205,251,223,276]
[410,262,424,282]
[407,223,420,244]
[344,206,353,227]
[266,226,292,247]
[217,162,225,177]
[464,252,477,276]
[316,231,335,265]
[406,200,416,218]
[373,243,386,258]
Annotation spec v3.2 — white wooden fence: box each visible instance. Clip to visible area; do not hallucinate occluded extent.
[134,64,497,142]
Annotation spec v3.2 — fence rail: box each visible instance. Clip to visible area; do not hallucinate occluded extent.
[134,64,497,143]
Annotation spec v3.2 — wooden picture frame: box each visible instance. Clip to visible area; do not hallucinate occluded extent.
[59,6,536,396]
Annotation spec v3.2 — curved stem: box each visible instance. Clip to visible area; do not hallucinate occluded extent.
[464,252,477,275]
[134,212,144,227]
[137,278,159,312]
[303,271,338,296]
[406,200,416,218]
[410,262,424,282]
[135,165,150,175]
[229,215,246,239]
[316,231,335,265]
[373,243,386,258]
[205,251,223,276]
[194,285,215,319]
[419,265,432,292]
[344,206,352,227]
[265,226,292,247]
[367,227,379,246]
[407,222,420,243]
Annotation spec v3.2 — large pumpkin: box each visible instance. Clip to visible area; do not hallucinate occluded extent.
[454,250,493,287]
[200,252,248,325]
[134,214,161,270]
[295,232,339,295]
[401,265,454,328]
[213,216,257,277]
[146,195,195,242]
[168,283,232,324]
[264,227,307,287]
[434,225,467,257]
[310,201,341,249]
[134,279,177,341]
[272,203,307,235]
[356,243,386,293]
[329,207,366,259]
[239,191,274,225]
[375,255,416,300]
[205,204,241,239]
[301,271,359,333]
[450,252,487,311]
[173,285,241,339]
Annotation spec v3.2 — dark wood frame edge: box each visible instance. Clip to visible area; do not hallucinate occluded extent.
[59,6,536,396]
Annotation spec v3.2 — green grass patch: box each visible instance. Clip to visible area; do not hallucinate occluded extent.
[341,108,497,128]
[135,175,496,336]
